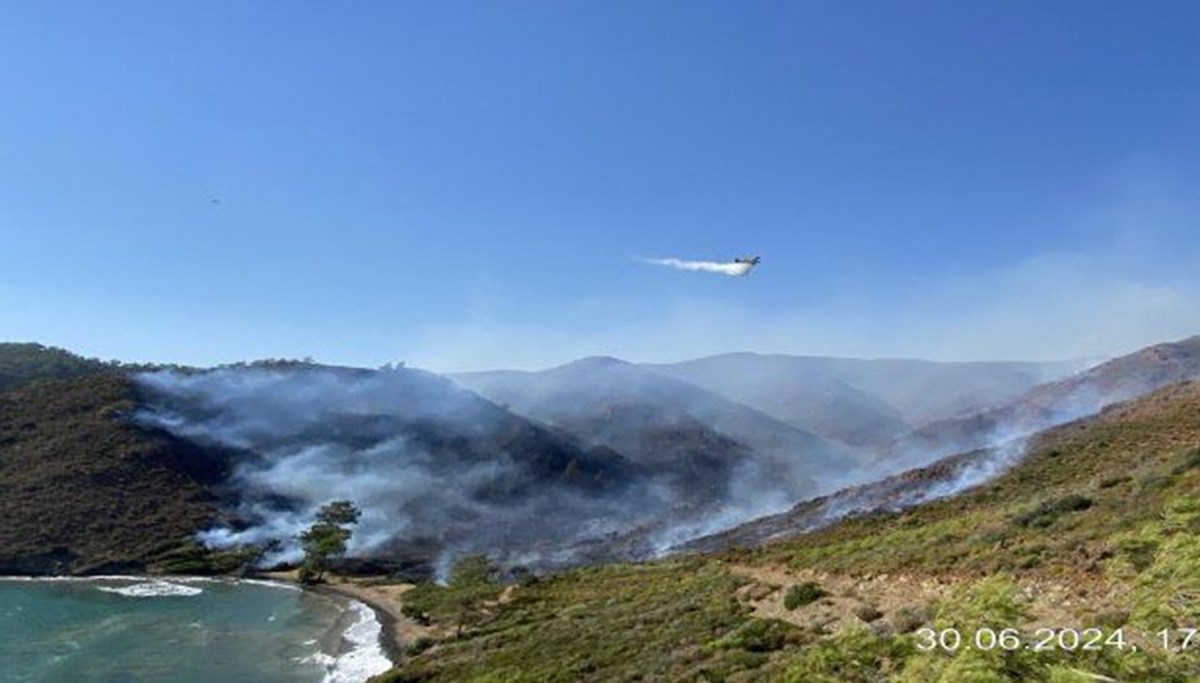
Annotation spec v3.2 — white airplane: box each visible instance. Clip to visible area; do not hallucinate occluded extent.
[729,256,761,276]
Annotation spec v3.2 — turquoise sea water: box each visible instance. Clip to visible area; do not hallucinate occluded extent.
[0,577,389,683]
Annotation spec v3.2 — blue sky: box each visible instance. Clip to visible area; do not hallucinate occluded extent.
[3,2,1199,370]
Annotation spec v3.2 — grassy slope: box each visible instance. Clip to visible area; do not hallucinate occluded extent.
[0,373,230,574]
[374,381,1200,682]
[754,380,1200,578]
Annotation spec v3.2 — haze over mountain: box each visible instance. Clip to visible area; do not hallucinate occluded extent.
[647,354,1077,448]
[452,357,857,499]
[887,334,1200,473]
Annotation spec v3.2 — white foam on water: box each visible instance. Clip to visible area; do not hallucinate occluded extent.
[232,577,303,591]
[316,601,391,683]
[0,575,301,592]
[95,580,204,597]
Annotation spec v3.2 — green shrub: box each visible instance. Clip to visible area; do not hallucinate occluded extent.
[711,618,801,653]
[1172,447,1200,475]
[889,605,932,634]
[1091,609,1130,630]
[400,603,431,626]
[783,581,827,610]
[899,576,1050,682]
[853,603,883,623]
[1015,495,1093,528]
[783,627,913,683]
[405,636,435,656]
[1120,495,1200,629]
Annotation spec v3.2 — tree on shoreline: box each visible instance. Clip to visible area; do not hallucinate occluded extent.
[298,500,361,584]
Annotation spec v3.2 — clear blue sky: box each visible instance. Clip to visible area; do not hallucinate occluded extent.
[3,2,1199,370]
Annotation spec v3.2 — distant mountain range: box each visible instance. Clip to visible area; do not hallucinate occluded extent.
[645,353,1078,448]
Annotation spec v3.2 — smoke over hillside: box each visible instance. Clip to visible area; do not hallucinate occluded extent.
[884,334,1200,475]
[133,364,817,575]
[681,335,1200,553]
[123,335,1200,577]
[452,357,857,495]
[678,438,1031,554]
[135,366,659,573]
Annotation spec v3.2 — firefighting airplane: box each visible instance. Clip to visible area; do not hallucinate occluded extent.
[729,256,761,276]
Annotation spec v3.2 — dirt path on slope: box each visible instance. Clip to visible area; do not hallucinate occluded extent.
[726,562,1119,636]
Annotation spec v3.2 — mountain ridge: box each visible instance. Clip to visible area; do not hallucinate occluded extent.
[886,334,1200,472]
[644,352,1077,448]
[452,357,858,502]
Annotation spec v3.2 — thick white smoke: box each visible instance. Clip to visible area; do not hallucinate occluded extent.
[643,257,757,277]
[134,367,679,571]
[132,365,796,575]
[817,439,1029,525]
[676,436,1036,555]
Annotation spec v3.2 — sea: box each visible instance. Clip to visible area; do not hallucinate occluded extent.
[0,576,392,683]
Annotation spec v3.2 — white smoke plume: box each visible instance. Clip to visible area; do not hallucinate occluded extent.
[642,257,757,277]
[674,338,1200,555]
[816,439,1029,525]
[675,437,1034,555]
[134,366,673,572]
[131,364,799,575]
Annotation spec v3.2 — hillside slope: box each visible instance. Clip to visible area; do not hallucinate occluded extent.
[889,334,1200,471]
[374,380,1200,682]
[0,374,230,574]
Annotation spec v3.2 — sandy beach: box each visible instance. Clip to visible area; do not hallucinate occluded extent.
[264,571,431,666]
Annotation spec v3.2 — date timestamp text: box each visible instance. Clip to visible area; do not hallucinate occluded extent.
[914,627,1200,653]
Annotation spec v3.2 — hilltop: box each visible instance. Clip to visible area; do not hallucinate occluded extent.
[0,342,114,393]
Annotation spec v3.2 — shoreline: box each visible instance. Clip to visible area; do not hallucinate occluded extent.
[265,570,429,671]
[309,581,404,666]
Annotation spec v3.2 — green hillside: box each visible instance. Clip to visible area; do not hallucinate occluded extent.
[373,381,1200,682]
[0,373,231,574]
